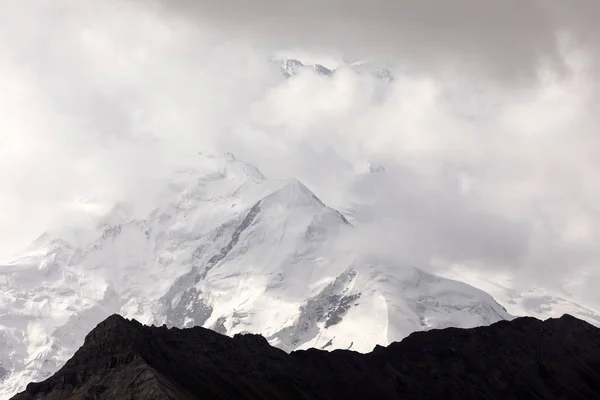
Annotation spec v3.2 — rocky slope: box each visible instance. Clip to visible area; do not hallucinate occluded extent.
[12,313,600,400]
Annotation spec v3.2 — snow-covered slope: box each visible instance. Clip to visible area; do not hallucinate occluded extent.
[0,153,510,399]
[276,57,393,82]
[440,265,600,327]
[342,161,600,330]
[278,59,334,77]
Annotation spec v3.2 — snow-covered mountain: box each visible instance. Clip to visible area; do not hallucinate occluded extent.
[343,161,600,327]
[276,57,394,82]
[440,265,600,327]
[0,153,511,399]
[279,59,334,77]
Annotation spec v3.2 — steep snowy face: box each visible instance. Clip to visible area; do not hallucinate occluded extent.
[279,59,334,77]
[0,153,510,399]
[0,153,276,398]
[276,58,393,82]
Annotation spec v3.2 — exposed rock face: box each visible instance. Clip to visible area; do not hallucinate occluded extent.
[12,314,600,400]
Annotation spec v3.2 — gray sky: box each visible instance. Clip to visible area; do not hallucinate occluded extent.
[154,0,600,82]
[2,1,600,308]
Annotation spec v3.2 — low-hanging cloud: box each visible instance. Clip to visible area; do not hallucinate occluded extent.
[2,1,600,310]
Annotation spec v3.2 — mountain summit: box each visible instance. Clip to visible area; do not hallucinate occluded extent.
[0,153,509,399]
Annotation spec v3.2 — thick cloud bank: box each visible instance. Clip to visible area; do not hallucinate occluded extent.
[1,1,600,309]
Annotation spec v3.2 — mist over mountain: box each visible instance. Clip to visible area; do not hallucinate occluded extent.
[0,153,518,398]
[4,1,600,399]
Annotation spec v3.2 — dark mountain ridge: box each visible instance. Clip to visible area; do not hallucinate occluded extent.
[12,313,600,400]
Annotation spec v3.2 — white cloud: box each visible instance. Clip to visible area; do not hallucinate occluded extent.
[1,1,600,311]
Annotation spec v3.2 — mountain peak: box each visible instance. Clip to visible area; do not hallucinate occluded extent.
[261,179,326,209]
[12,314,600,400]
[1,153,516,399]
[81,314,144,350]
[169,152,265,180]
[279,58,334,77]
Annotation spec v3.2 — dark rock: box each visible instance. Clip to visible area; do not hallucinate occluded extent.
[11,314,600,399]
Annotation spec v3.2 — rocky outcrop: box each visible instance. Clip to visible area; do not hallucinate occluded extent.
[12,313,600,400]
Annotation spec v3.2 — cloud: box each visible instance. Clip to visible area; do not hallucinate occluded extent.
[153,0,600,83]
[1,1,600,311]
[0,1,277,255]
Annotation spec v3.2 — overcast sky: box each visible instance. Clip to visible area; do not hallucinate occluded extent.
[2,1,600,307]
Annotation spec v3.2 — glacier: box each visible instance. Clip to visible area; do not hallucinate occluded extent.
[0,152,514,398]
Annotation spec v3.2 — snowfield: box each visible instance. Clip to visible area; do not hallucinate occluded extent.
[3,149,600,399]
[0,152,517,399]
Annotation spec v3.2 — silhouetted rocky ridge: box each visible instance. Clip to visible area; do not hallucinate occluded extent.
[11,314,600,399]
